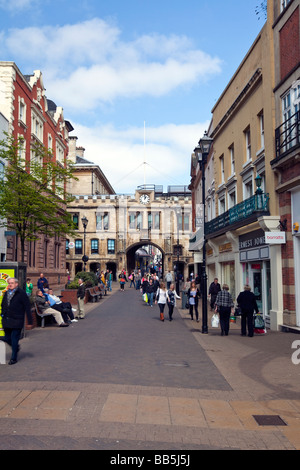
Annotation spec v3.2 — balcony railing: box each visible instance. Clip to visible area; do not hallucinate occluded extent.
[275,110,300,160]
[205,193,269,236]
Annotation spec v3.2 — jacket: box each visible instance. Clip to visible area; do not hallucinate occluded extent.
[77,283,85,299]
[187,288,201,306]
[1,287,32,329]
[237,290,259,314]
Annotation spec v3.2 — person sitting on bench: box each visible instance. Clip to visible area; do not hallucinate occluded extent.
[35,290,69,327]
[44,289,78,323]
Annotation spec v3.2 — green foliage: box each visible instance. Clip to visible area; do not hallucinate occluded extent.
[67,271,98,289]
[0,134,78,261]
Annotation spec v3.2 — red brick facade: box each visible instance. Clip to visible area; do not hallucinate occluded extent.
[0,63,73,291]
[280,6,300,80]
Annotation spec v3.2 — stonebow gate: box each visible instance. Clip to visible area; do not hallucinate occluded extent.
[66,185,193,281]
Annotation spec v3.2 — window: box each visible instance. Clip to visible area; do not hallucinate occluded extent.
[228,189,236,209]
[73,214,79,229]
[107,239,115,254]
[75,239,83,255]
[66,239,70,254]
[259,113,264,149]
[96,212,109,230]
[56,141,65,165]
[148,212,160,230]
[177,212,189,232]
[220,155,225,183]
[91,239,99,254]
[229,145,235,176]
[19,98,26,125]
[281,0,292,11]
[129,212,142,230]
[219,197,226,215]
[244,179,253,199]
[245,127,251,161]
[31,111,44,142]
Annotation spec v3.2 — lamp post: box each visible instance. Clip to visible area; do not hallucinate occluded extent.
[194,131,213,334]
[81,216,89,272]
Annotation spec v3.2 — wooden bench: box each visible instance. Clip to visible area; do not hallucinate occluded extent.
[34,303,54,328]
[94,285,103,299]
[87,287,101,303]
[99,283,108,296]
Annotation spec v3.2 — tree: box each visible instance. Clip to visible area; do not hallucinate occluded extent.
[0,134,78,262]
[255,1,267,20]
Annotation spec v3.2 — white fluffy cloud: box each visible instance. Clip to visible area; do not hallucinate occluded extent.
[71,121,210,194]
[1,18,222,110]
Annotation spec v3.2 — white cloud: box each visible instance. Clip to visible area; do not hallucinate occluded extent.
[1,18,222,110]
[71,121,209,194]
[0,0,37,11]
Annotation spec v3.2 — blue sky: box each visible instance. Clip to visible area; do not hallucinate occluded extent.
[0,0,266,193]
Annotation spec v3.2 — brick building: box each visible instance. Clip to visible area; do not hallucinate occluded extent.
[271,0,300,327]
[0,62,74,290]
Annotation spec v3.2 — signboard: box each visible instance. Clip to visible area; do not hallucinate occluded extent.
[0,269,16,337]
[265,232,286,244]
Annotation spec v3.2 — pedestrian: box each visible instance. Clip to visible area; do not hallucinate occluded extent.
[167,283,181,321]
[208,278,221,310]
[146,278,156,307]
[135,270,141,290]
[165,271,173,289]
[214,284,234,336]
[187,281,201,322]
[237,285,260,337]
[25,278,33,297]
[45,289,78,323]
[129,271,135,288]
[119,270,127,291]
[155,281,167,321]
[76,278,86,319]
[37,272,49,293]
[1,277,33,364]
[35,290,69,328]
[107,271,113,291]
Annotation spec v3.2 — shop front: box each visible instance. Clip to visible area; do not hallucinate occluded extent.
[239,229,272,327]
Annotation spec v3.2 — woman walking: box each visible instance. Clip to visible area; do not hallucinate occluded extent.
[155,282,167,321]
[215,284,234,336]
[187,281,201,322]
[167,283,181,321]
[237,285,259,337]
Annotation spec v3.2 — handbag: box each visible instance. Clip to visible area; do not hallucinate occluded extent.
[235,307,242,316]
[185,301,189,309]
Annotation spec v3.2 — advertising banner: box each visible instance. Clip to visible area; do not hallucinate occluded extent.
[0,269,16,337]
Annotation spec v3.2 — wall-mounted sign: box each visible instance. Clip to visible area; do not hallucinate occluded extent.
[265,232,286,244]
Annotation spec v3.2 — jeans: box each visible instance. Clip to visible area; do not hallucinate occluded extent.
[4,328,22,362]
[148,292,154,306]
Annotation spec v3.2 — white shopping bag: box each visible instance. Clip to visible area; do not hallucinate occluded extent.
[211,314,219,328]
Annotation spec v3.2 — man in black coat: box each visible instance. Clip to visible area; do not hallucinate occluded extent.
[1,278,32,364]
[237,285,260,337]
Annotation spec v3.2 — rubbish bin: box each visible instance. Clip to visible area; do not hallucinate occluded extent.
[182,290,188,309]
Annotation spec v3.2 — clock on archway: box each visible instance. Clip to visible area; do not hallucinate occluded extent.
[139,194,150,205]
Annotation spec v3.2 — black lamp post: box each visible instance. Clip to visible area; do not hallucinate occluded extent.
[81,216,89,272]
[194,131,213,334]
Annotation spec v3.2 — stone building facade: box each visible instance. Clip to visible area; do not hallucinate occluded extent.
[66,143,193,281]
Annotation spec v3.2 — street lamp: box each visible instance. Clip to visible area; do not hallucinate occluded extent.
[194,131,213,334]
[81,216,89,272]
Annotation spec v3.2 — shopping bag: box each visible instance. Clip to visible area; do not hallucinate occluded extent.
[143,293,148,303]
[254,314,265,329]
[211,314,219,328]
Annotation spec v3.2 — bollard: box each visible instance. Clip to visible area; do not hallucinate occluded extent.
[0,341,6,365]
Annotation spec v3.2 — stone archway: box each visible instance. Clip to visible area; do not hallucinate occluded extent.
[126,242,165,277]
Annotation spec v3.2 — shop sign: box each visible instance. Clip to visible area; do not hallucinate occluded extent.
[265,232,286,244]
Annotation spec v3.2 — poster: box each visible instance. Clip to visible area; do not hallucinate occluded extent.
[0,269,16,337]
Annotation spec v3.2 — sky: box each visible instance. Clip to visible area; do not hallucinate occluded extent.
[0,0,266,194]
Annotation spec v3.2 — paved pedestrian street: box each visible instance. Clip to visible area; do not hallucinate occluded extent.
[0,284,300,452]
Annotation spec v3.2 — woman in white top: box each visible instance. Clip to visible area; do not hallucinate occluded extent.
[167,283,181,321]
[155,281,167,321]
